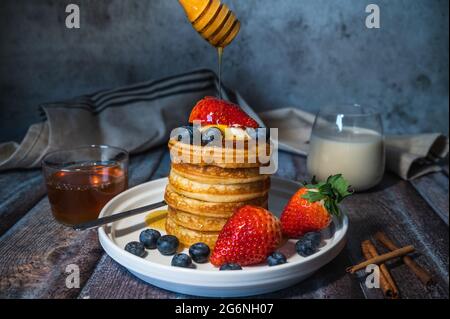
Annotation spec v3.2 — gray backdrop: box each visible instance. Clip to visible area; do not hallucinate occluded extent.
[0,0,448,143]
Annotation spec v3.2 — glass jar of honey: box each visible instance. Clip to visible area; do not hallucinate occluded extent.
[42,145,129,226]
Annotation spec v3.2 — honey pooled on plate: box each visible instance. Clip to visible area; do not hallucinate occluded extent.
[145,210,168,231]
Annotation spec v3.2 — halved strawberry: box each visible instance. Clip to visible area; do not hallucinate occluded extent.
[280,175,352,238]
[210,205,282,267]
[189,96,259,128]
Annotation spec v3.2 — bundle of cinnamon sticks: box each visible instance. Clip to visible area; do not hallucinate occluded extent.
[346,232,433,299]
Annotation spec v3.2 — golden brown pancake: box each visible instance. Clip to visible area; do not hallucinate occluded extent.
[171,163,267,184]
[165,216,219,248]
[168,139,272,169]
[169,169,270,202]
[167,206,228,232]
[164,184,268,217]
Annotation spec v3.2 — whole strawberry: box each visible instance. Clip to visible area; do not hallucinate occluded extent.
[280,175,352,238]
[189,96,259,128]
[210,205,282,267]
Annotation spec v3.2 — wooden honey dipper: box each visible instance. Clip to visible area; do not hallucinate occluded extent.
[178,0,241,48]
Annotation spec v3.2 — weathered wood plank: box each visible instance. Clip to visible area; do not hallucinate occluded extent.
[410,173,449,225]
[79,254,188,299]
[343,173,449,299]
[0,170,46,236]
[443,165,449,177]
[256,250,366,299]
[0,197,102,299]
[0,147,165,298]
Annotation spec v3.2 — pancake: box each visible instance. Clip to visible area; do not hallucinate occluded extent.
[171,163,267,184]
[167,206,228,232]
[169,169,270,202]
[164,184,268,217]
[168,139,272,169]
[166,216,219,248]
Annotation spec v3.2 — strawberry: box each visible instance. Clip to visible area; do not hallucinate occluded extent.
[189,96,259,128]
[280,175,352,238]
[210,205,282,267]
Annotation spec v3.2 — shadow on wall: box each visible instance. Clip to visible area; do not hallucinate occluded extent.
[0,0,448,143]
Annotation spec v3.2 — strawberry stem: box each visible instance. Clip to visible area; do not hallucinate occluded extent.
[301,174,352,216]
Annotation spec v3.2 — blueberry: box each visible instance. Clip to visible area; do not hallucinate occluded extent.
[189,242,210,263]
[267,252,287,266]
[157,235,179,256]
[303,232,322,249]
[296,236,320,257]
[201,127,222,146]
[171,253,193,268]
[219,263,242,271]
[173,126,195,144]
[124,241,146,257]
[139,229,161,249]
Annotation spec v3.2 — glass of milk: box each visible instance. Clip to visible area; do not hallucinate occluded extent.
[307,104,385,191]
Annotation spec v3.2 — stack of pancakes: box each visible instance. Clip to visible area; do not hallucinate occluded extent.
[165,139,271,248]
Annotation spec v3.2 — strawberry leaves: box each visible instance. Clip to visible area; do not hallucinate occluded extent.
[301,174,352,216]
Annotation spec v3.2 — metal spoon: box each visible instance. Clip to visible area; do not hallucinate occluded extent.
[72,200,167,231]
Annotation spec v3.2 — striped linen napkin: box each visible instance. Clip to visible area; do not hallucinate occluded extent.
[0,69,262,171]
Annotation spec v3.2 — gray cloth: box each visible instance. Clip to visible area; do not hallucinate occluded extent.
[0,69,260,171]
[259,107,449,180]
[1,70,448,180]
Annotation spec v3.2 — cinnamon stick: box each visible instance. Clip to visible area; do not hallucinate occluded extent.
[374,232,433,286]
[347,245,415,273]
[362,240,399,299]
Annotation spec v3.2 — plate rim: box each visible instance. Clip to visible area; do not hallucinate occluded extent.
[98,176,348,277]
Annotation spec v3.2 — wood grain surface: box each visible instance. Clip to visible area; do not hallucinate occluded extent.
[0,169,46,236]
[411,172,449,225]
[0,149,448,299]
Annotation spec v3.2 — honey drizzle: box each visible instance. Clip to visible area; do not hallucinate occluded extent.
[218,47,223,99]
[145,210,168,231]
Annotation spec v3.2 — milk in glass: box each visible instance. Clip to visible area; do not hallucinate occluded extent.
[307,127,385,191]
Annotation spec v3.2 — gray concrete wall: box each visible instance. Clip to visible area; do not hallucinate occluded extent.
[0,0,448,143]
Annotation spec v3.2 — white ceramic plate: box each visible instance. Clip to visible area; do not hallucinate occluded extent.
[98,177,348,297]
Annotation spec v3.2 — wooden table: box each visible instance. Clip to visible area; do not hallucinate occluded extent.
[0,147,448,299]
